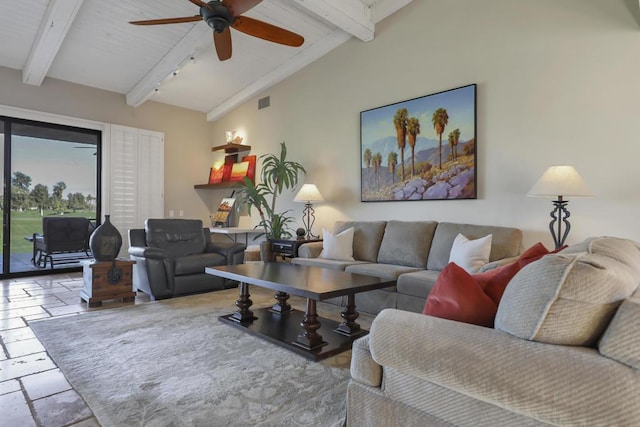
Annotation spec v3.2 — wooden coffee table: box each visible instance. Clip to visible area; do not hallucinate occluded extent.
[205,263,395,361]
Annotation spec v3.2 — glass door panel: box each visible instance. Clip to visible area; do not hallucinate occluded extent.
[8,121,99,274]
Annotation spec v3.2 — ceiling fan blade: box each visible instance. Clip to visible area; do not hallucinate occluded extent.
[188,0,214,11]
[223,0,262,17]
[232,16,303,47]
[130,16,202,25]
[214,28,232,61]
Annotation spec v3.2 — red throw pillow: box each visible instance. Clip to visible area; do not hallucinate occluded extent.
[422,262,497,327]
[481,242,552,305]
[422,242,558,328]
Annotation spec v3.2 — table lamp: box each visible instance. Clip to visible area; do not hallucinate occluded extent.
[527,165,593,249]
[294,184,324,239]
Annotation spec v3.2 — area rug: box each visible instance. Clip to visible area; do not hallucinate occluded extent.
[30,296,350,426]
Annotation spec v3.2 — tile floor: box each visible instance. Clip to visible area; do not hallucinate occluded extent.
[0,272,153,427]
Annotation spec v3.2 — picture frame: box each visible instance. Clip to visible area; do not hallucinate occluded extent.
[360,84,477,202]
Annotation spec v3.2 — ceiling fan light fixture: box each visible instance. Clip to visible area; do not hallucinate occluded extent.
[201,1,235,32]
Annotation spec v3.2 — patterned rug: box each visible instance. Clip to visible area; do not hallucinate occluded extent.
[30,294,350,426]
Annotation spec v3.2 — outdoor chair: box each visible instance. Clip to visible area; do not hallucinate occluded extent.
[32,217,93,268]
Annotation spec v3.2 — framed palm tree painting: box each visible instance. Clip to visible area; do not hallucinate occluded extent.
[360,84,476,202]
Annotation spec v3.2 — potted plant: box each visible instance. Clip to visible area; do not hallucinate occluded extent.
[241,142,306,260]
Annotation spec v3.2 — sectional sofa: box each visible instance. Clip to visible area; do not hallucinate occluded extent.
[292,220,522,315]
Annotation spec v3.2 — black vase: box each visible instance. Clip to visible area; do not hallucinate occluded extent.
[89,215,122,261]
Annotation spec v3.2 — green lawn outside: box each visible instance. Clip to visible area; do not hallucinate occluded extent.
[1,210,96,254]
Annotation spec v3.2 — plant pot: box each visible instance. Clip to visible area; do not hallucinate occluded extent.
[259,240,275,262]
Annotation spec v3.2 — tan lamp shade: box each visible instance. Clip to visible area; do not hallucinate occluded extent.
[527,165,593,198]
[294,184,324,203]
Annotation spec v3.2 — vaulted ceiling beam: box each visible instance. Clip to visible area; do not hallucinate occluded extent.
[22,0,84,86]
[292,0,374,41]
[126,24,210,108]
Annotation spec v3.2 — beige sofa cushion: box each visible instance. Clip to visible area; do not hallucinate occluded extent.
[377,220,437,268]
[496,237,640,346]
[335,221,386,263]
[599,298,640,369]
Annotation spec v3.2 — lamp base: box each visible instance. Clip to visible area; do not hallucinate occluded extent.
[302,203,318,240]
[549,196,571,249]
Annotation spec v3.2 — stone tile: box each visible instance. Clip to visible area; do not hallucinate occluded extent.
[0,305,46,320]
[25,287,67,297]
[32,389,93,427]
[42,300,68,309]
[0,378,21,396]
[24,312,52,321]
[22,368,72,400]
[46,304,88,317]
[0,295,60,310]
[0,316,26,331]
[0,326,36,344]
[68,417,101,427]
[0,390,37,427]
[0,347,7,361]
[0,352,56,382]
[5,337,46,358]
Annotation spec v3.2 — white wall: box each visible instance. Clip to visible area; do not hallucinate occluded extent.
[0,66,216,222]
[210,0,640,249]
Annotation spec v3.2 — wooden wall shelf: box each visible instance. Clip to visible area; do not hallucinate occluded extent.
[194,182,244,190]
[211,143,251,153]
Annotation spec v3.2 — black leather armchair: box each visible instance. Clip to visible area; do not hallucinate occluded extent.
[128,219,246,300]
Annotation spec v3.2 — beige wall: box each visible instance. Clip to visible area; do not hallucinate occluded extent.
[0,66,216,221]
[211,0,640,248]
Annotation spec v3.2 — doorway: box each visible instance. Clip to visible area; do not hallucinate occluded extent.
[0,116,101,276]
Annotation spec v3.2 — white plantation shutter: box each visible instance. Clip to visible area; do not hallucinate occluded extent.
[106,125,164,255]
[136,129,164,225]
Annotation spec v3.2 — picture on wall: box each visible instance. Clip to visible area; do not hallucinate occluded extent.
[360,84,477,202]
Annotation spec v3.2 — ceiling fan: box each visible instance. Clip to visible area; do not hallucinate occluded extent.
[129,0,304,61]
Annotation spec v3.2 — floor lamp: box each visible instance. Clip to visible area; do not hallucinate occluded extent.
[527,165,593,249]
[294,184,324,240]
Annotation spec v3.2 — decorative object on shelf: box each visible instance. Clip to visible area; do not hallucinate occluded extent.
[360,84,477,202]
[89,215,122,261]
[211,196,237,227]
[294,184,324,239]
[241,142,306,242]
[242,155,257,183]
[226,130,236,143]
[528,165,593,249]
[208,162,224,184]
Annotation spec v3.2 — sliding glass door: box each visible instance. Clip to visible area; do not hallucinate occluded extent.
[1,117,101,276]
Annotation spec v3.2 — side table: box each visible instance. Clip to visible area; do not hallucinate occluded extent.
[270,238,322,259]
[80,259,136,308]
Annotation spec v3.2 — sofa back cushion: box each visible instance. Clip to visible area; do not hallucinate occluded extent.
[496,237,640,347]
[377,221,438,268]
[427,223,522,271]
[334,221,386,262]
[145,219,206,256]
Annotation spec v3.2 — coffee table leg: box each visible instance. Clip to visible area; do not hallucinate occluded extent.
[335,293,362,336]
[271,291,292,313]
[230,282,257,323]
[294,298,327,350]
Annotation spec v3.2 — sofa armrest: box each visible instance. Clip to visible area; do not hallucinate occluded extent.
[128,246,166,259]
[206,240,246,264]
[350,335,382,388]
[479,255,518,272]
[369,309,640,426]
[298,241,323,258]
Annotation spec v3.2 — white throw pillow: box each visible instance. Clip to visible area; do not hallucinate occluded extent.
[449,233,492,273]
[319,227,355,261]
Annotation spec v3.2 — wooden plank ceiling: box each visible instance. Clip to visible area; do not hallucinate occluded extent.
[0,0,413,121]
